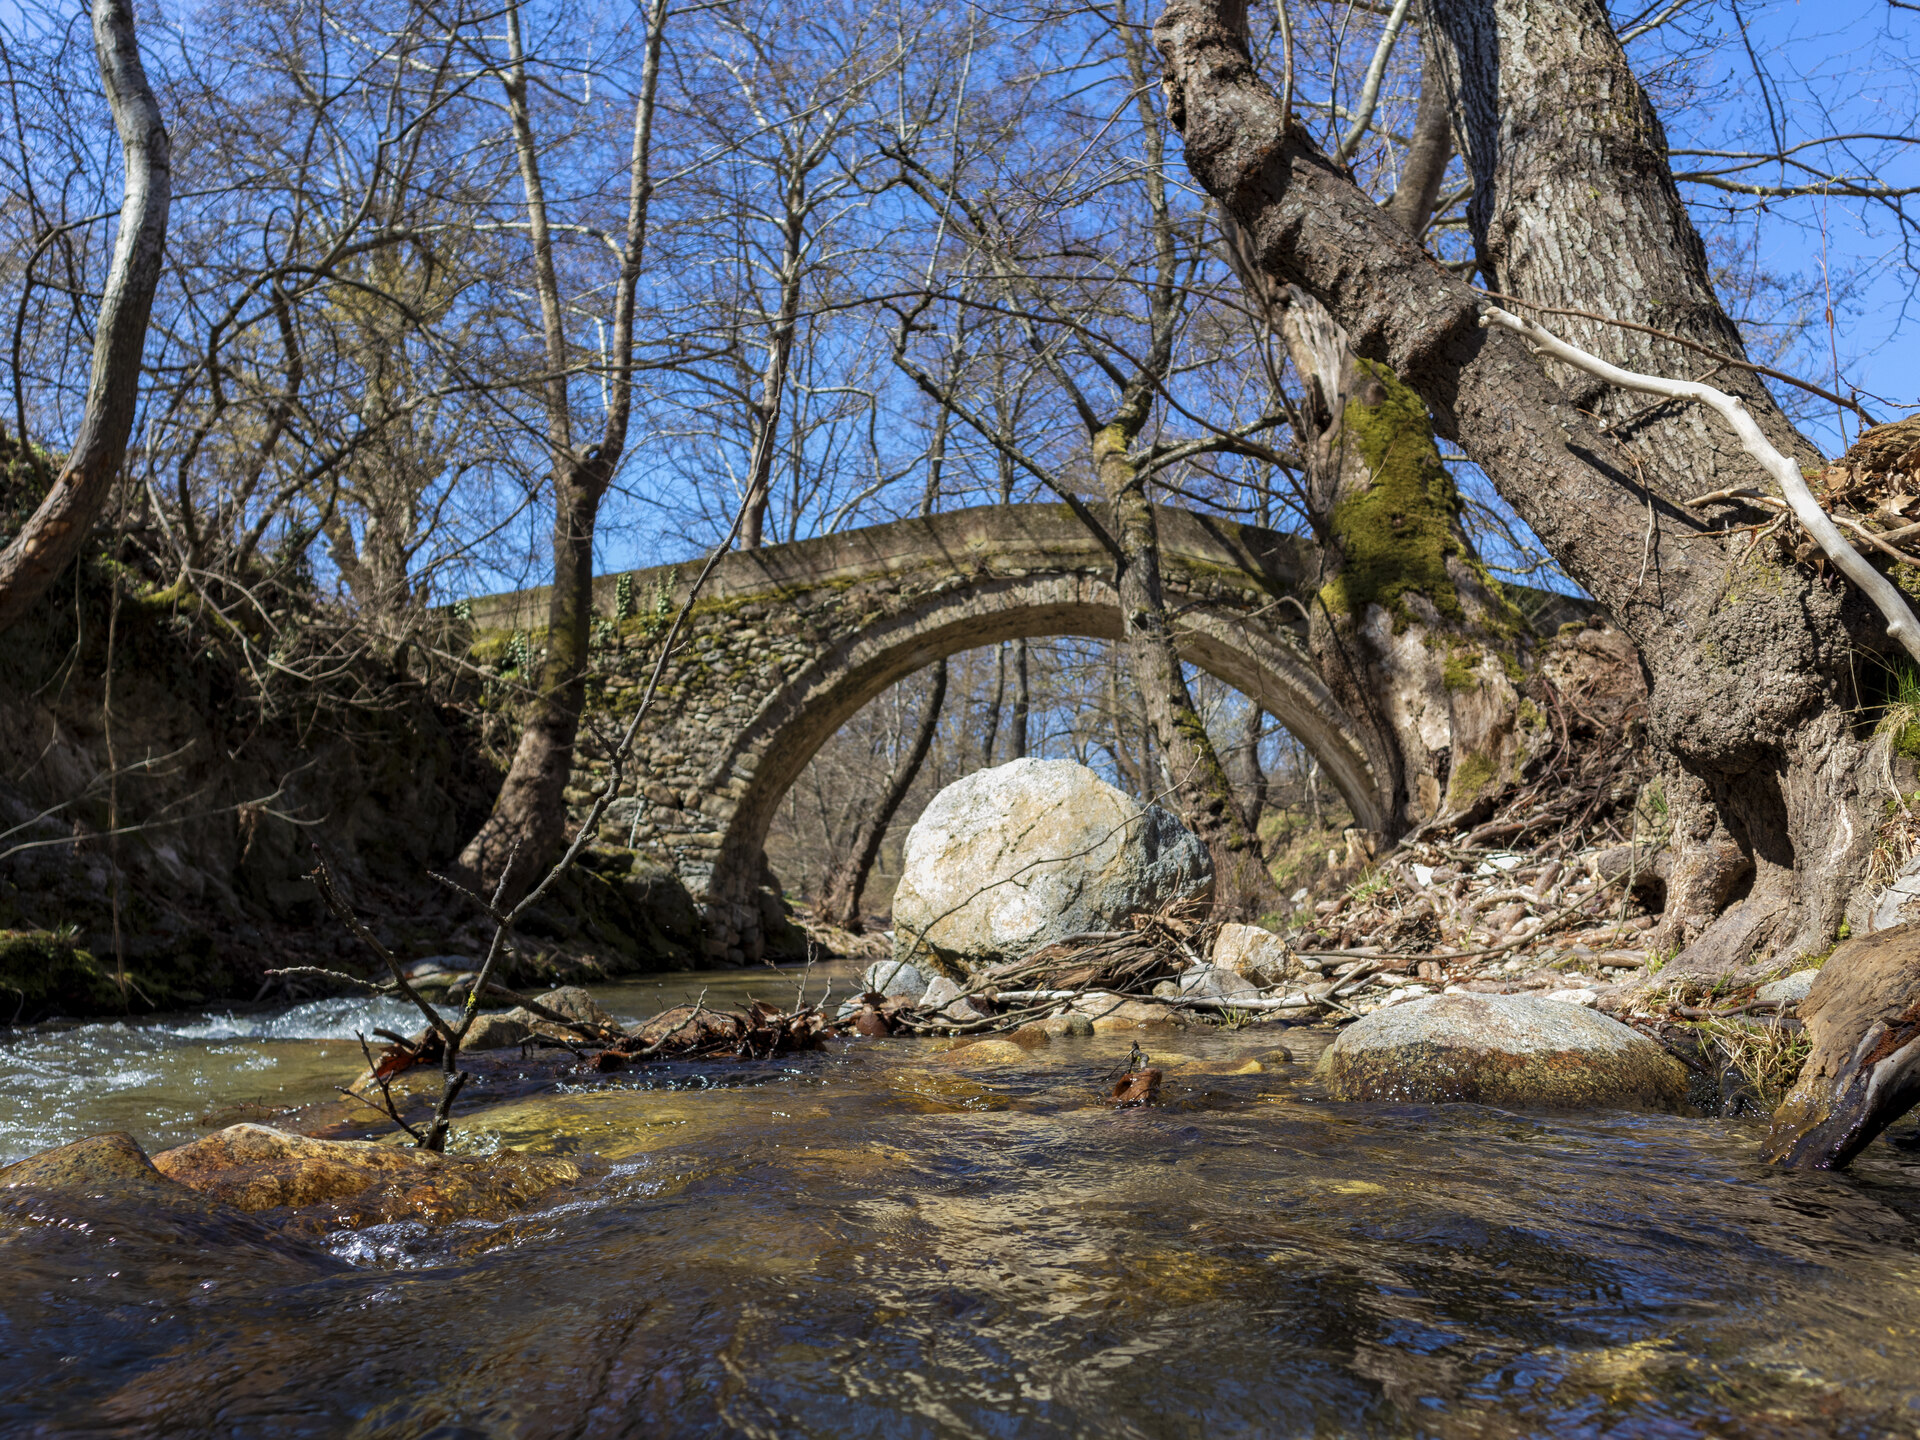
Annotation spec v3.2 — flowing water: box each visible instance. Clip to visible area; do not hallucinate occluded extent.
[5,962,1920,1437]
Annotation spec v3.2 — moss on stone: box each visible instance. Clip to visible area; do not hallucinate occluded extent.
[1317,360,1465,629]
[0,929,234,1022]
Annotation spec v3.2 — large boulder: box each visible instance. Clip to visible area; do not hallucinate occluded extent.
[1766,926,1920,1169]
[891,758,1212,975]
[1319,993,1689,1110]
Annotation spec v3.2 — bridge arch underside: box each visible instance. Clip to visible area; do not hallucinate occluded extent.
[699,572,1388,947]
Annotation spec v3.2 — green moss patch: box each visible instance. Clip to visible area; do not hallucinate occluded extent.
[1318,360,1465,628]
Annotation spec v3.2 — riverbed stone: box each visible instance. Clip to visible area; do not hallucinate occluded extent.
[0,1130,173,1195]
[462,1013,533,1050]
[1756,969,1821,1007]
[890,758,1212,976]
[504,985,616,1039]
[1178,964,1263,1001]
[1319,993,1689,1110]
[1213,923,1292,983]
[151,1123,583,1228]
[864,958,929,999]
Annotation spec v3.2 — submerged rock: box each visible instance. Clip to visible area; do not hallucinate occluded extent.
[151,1123,583,1229]
[891,758,1212,976]
[1319,993,1688,1110]
[1,1130,176,1196]
[1766,926,1920,1169]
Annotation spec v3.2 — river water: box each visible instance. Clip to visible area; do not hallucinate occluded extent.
[5,962,1920,1437]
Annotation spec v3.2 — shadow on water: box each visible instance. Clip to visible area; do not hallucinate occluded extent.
[4,966,1920,1437]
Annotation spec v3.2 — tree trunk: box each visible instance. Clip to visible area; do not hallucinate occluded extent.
[1010,637,1030,759]
[1220,50,1536,840]
[458,0,667,890]
[1425,0,1874,970]
[815,659,947,931]
[1229,703,1267,838]
[1272,282,1537,834]
[0,0,170,634]
[980,643,1004,766]
[1099,425,1273,916]
[1155,0,1884,973]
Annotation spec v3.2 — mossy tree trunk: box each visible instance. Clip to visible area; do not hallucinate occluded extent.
[1275,291,1539,834]
[1157,0,1890,974]
[1219,28,1542,840]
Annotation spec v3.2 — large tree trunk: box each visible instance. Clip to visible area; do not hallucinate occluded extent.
[1424,0,1874,970]
[1266,277,1537,835]
[1155,0,1885,974]
[0,0,169,634]
[1221,41,1539,839]
[816,659,947,931]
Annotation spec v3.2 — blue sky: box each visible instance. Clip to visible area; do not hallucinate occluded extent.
[1643,0,1919,445]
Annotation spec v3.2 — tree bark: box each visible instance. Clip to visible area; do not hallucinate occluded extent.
[1220,42,1536,839]
[815,660,947,931]
[1156,0,1885,971]
[0,0,170,634]
[458,0,668,890]
[1380,21,1454,239]
[1425,0,1873,968]
[1229,703,1267,837]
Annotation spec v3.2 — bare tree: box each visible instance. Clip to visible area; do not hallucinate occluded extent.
[455,0,671,889]
[0,0,168,633]
[1156,0,1911,973]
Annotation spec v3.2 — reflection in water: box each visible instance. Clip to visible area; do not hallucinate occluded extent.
[4,967,1920,1436]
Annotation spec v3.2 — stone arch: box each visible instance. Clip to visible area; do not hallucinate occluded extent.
[697,571,1388,954]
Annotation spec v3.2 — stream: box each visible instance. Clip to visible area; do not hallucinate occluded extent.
[5,960,1920,1436]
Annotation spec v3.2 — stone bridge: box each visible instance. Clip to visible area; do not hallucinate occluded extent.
[466,503,1394,964]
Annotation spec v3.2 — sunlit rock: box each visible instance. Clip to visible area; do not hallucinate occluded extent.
[863,957,928,999]
[1211,922,1292,983]
[891,758,1212,976]
[151,1123,582,1229]
[1319,993,1688,1109]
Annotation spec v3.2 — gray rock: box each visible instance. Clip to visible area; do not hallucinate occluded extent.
[1176,964,1262,1001]
[1318,993,1689,1110]
[863,958,929,999]
[918,975,987,1023]
[1212,923,1291,983]
[462,1013,531,1051]
[1756,969,1820,1006]
[502,986,614,1039]
[891,758,1212,975]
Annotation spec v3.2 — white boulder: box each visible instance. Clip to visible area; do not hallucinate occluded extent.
[891,759,1212,975]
